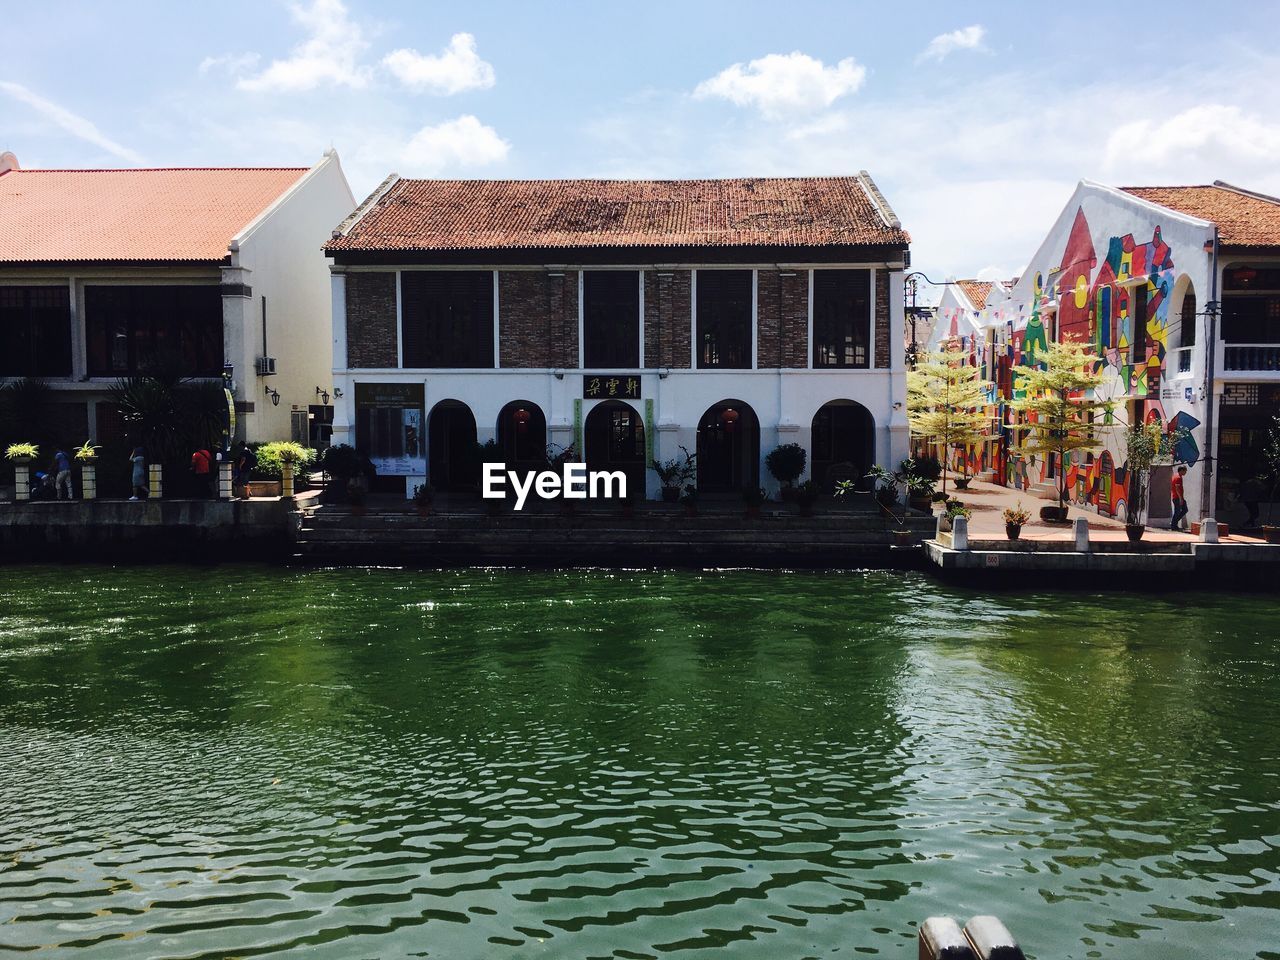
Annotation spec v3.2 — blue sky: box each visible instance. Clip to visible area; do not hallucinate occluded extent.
[4,0,1280,289]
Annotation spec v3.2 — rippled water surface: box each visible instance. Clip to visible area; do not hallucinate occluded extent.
[2,566,1280,959]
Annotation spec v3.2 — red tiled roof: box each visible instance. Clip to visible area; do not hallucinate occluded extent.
[0,167,307,263]
[1120,182,1280,249]
[326,175,909,253]
[955,279,995,309]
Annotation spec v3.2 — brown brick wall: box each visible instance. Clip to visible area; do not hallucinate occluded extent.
[498,270,578,367]
[643,270,692,368]
[756,269,809,368]
[345,272,398,368]
[874,269,891,369]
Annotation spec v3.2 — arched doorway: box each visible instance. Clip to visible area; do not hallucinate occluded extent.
[697,400,759,492]
[428,400,477,491]
[584,400,645,499]
[496,400,547,475]
[811,400,874,492]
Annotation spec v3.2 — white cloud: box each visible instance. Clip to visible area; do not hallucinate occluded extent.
[237,0,372,93]
[383,33,495,95]
[0,80,144,163]
[397,115,510,173]
[199,53,261,76]
[694,51,866,119]
[918,25,986,63]
[1104,104,1280,181]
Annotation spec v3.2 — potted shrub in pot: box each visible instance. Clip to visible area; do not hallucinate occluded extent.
[765,443,806,501]
[861,465,915,545]
[75,440,101,500]
[5,442,38,465]
[1003,502,1030,541]
[680,484,699,518]
[794,479,819,516]
[1122,419,1187,542]
[653,446,696,503]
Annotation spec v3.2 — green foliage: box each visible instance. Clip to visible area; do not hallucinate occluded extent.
[1003,502,1031,525]
[5,442,38,461]
[945,498,970,520]
[1010,338,1112,508]
[908,344,993,493]
[74,440,100,462]
[765,443,807,486]
[107,371,227,466]
[653,446,696,487]
[321,444,372,479]
[253,441,316,479]
[1123,420,1189,524]
[679,483,699,507]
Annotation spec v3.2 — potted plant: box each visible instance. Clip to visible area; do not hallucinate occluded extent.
[412,482,434,517]
[259,440,311,499]
[680,484,699,517]
[794,479,819,516]
[1003,502,1030,540]
[863,465,915,545]
[1122,420,1187,542]
[74,440,99,464]
[897,458,936,512]
[765,443,807,501]
[939,497,969,532]
[653,446,696,503]
[742,485,766,518]
[321,444,367,502]
[5,442,38,464]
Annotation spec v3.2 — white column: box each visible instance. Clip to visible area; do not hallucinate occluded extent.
[331,269,348,370]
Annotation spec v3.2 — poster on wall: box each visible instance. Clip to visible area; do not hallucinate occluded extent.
[354,383,426,476]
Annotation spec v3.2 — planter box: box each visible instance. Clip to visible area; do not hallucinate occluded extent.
[246,480,282,498]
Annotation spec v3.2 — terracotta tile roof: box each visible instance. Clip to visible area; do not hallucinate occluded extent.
[1120,182,1280,249]
[955,279,995,309]
[0,167,307,263]
[326,175,909,253]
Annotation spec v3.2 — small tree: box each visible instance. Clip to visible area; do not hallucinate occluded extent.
[907,343,993,495]
[765,443,807,489]
[1009,337,1111,511]
[1123,420,1186,526]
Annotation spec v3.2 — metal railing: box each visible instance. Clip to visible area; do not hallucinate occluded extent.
[1223,343,1280,371]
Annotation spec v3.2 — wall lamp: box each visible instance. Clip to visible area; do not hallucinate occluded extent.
[552,368,565,380]
[315,386,330,404]
[658,367,671,380]
[265,386,281,406]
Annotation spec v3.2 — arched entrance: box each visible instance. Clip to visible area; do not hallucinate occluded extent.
[428,400,477,491]
[697,400,760,492]
[811,400,874,492]
[584,400,645,499]
[496,400,547,475]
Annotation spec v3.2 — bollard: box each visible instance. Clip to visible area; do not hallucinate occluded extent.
[148,463,163,500]
[281,461,295,499]
[82,463,96,500]
[218,461,234,500]
[1073,515,1089,552]
[936,515,948,541]
[14,463,31,501]
[1200,517,1219,544]
[951,515,969,551]
[919,917,976,960]
[963,916,1025,960]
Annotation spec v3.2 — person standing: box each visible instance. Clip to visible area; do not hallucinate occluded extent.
[1240,476,1266,529]
[1170,464,1189,531]
[129,446,147,501]
[190,447,212,499]
[51,448,73,500]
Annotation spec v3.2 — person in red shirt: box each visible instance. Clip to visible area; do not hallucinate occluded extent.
[1170,464,1189,531]
[190,448,212,499]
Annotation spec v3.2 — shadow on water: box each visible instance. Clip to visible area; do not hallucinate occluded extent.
[1,565,1279,959]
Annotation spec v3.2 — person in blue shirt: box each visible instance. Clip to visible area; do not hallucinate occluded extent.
[51,449,72,500]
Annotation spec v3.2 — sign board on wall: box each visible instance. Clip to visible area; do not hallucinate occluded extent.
[583,374,641,400]
[354,382,426,476]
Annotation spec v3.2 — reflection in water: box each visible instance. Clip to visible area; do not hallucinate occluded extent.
[1,567,1278,959]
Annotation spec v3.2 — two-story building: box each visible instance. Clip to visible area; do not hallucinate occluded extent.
[954,179,1280,528]
[323,174,911,499]
[0,149,355,448]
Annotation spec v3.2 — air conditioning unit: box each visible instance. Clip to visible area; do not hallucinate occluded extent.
[255,356,278,376]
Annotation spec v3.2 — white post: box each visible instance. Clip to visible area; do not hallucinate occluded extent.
[1074,515,1090,551]
[82,463,96,500]
[218,461,234,500]
[14,463,31,501]
[935,514,948,541]
[1199,517,1219,544]
[952,515,969,550]
[148,463,163,500]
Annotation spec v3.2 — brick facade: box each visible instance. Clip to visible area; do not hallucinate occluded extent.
[498,270,578,368]
[874,269,890,369]
[756,269,810,368]
[345,272,397,368]
[643,270,692,368]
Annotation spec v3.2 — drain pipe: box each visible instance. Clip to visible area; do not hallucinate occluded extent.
[1200,227,1220,520]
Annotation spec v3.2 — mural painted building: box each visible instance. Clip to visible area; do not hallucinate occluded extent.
[954,179,1280,528]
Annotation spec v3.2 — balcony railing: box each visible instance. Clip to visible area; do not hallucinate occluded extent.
[1167,346,1194,378]
[1222,344,1280,372]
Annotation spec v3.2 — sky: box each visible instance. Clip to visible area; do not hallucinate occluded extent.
[4,0,1280,296]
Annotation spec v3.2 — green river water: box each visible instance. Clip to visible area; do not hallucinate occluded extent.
[1,566,1279,959]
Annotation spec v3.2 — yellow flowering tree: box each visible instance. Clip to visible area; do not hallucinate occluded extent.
[1010,337,1111,510]
[907,343,993,495]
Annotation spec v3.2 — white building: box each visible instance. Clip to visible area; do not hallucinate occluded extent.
[323,175,911,500]
[0,150,355,448]
[956,179,1280,527]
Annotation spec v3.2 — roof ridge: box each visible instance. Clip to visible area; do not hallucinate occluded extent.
[334,173,401,239]
[8,166,310,173]
[391,174,869,185]
[1212,180,1280,206]
[856,170,901,230]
